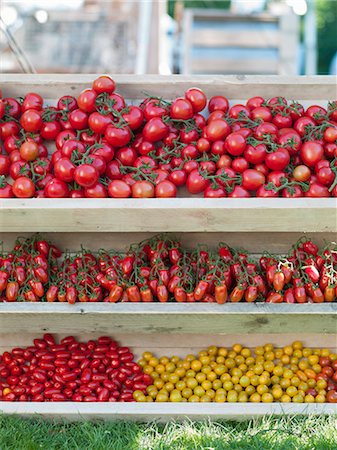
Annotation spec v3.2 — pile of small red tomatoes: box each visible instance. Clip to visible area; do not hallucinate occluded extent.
[0,334,152,402]
[0,76,337,198]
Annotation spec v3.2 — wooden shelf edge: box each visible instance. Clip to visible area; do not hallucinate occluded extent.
[1,198,336,233]
[0,402,336,421]
[0,303,336,314]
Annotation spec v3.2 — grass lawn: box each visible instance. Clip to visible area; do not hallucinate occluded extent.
[1,414,337,450]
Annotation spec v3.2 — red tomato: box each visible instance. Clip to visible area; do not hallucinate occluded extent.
[0,154,10,176]
[244,144,266,164]
[20,109,42,132]
[246,96,264,110]
[44,179,69,198]
[228,186,250,198]
[205,119,230,141]
[170,98,193,120]
[251,106,272,122]
[305,182,330,197]
[57,95,77,111]
[77,89,97,113]
[122,106,144,130]
[185,88,207,112]
[69,109,88,130]
[19,141,39,162]
[54,157,76,182]
[105,125,131,147]
[40,121,61,140]
[225,132,246,156]
[300,141,324,167]
[186,169,210,194]
[242,169,265,191]
[92,76,116,94]
[108,180,132,198]
[155,180,177,198]
[84,183,107,198]
[169,169,187,187]
[142,118,169,142]
[22,92,43,111]
[74,164,99,188]
[208,96,229,113]
[265,149,290,171]
[12,177,36,198]
[131,181,155,198]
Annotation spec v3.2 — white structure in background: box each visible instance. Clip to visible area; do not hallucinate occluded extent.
[231,0,266,13]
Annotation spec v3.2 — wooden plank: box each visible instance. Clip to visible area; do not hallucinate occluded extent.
[185,10,279,23]
[0,198,335,233]
[1,231,335,254]
[191,58,278,74]
[0,75,335,101]
[191,29,279,48]
[0,304,336,335]
[278,13,299,76]
[2,332,336,361]
[0,402,336,421]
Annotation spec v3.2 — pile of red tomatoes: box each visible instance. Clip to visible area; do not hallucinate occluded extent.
[0,334,152,402]
[1,76,336,198]
[1,234,336,304]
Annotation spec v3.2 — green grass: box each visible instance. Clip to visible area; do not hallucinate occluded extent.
[0,414,336,450]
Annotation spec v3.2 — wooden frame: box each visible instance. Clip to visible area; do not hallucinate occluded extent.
[0,75,336,421]
[0,403,336,422]
[181,10,299,75]
[0,303,336,335]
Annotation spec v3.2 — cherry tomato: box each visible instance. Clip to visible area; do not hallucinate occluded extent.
[12,177,35,198]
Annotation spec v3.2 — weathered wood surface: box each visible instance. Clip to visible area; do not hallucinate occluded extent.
[0,402,335,422]
[1,198,336,233]
[0,303,336,335]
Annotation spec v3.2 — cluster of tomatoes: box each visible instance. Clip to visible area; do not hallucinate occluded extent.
[135,341,337,403]
[0,334,152,402]
[1,234,336,304]
[1,76,337,198]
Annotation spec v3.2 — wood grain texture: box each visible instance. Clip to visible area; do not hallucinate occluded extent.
[0,402,335,421]
[1,231,336,254]
[0,75,335,100]
[0,304,336,335]
[0,198,336,233]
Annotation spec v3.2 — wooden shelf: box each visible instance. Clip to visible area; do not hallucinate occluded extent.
[1,402,336,421]
[0,198,336,233]
[0,303,336,335]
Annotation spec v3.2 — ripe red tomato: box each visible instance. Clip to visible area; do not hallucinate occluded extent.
[265,149,290,171]
[186,169,210,194]
[54,157,76,182]
[305,182,330,197]
[84,183,107,198]
[246,96,264,110]
[242,169,265,190]
[108,180,132,198]
[208,96,229,113]
[12,177,36,198]
[251,106,272,122]
[228,185,250,198]
[0,154,10,175]
[205,119,230,141]
[169,170,187,187]
[40,121,61,140]
[131,180,155,198]
[74,164,99,188]
[77,89,97,113]
[293,165,311,182]
[57,95,77,111]
[0,181,13,198]
[105,125,131,147]
[170,98,193,120]
[185,88,207,112]
[19,141,39,162]
[244,144,266,164]
[142,117,169,142]
[20,109,42,132]
[88,112,111,134]
[69,109,88,130]
[155,180,177,198]
[225,132,246,156]
[92,76,116,94]
[22,92,43,111]
[44,178,69,197]
[122,106,144,130]
[300,141,324,167]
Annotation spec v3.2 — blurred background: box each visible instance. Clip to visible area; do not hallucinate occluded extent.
[0,0,336,76]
